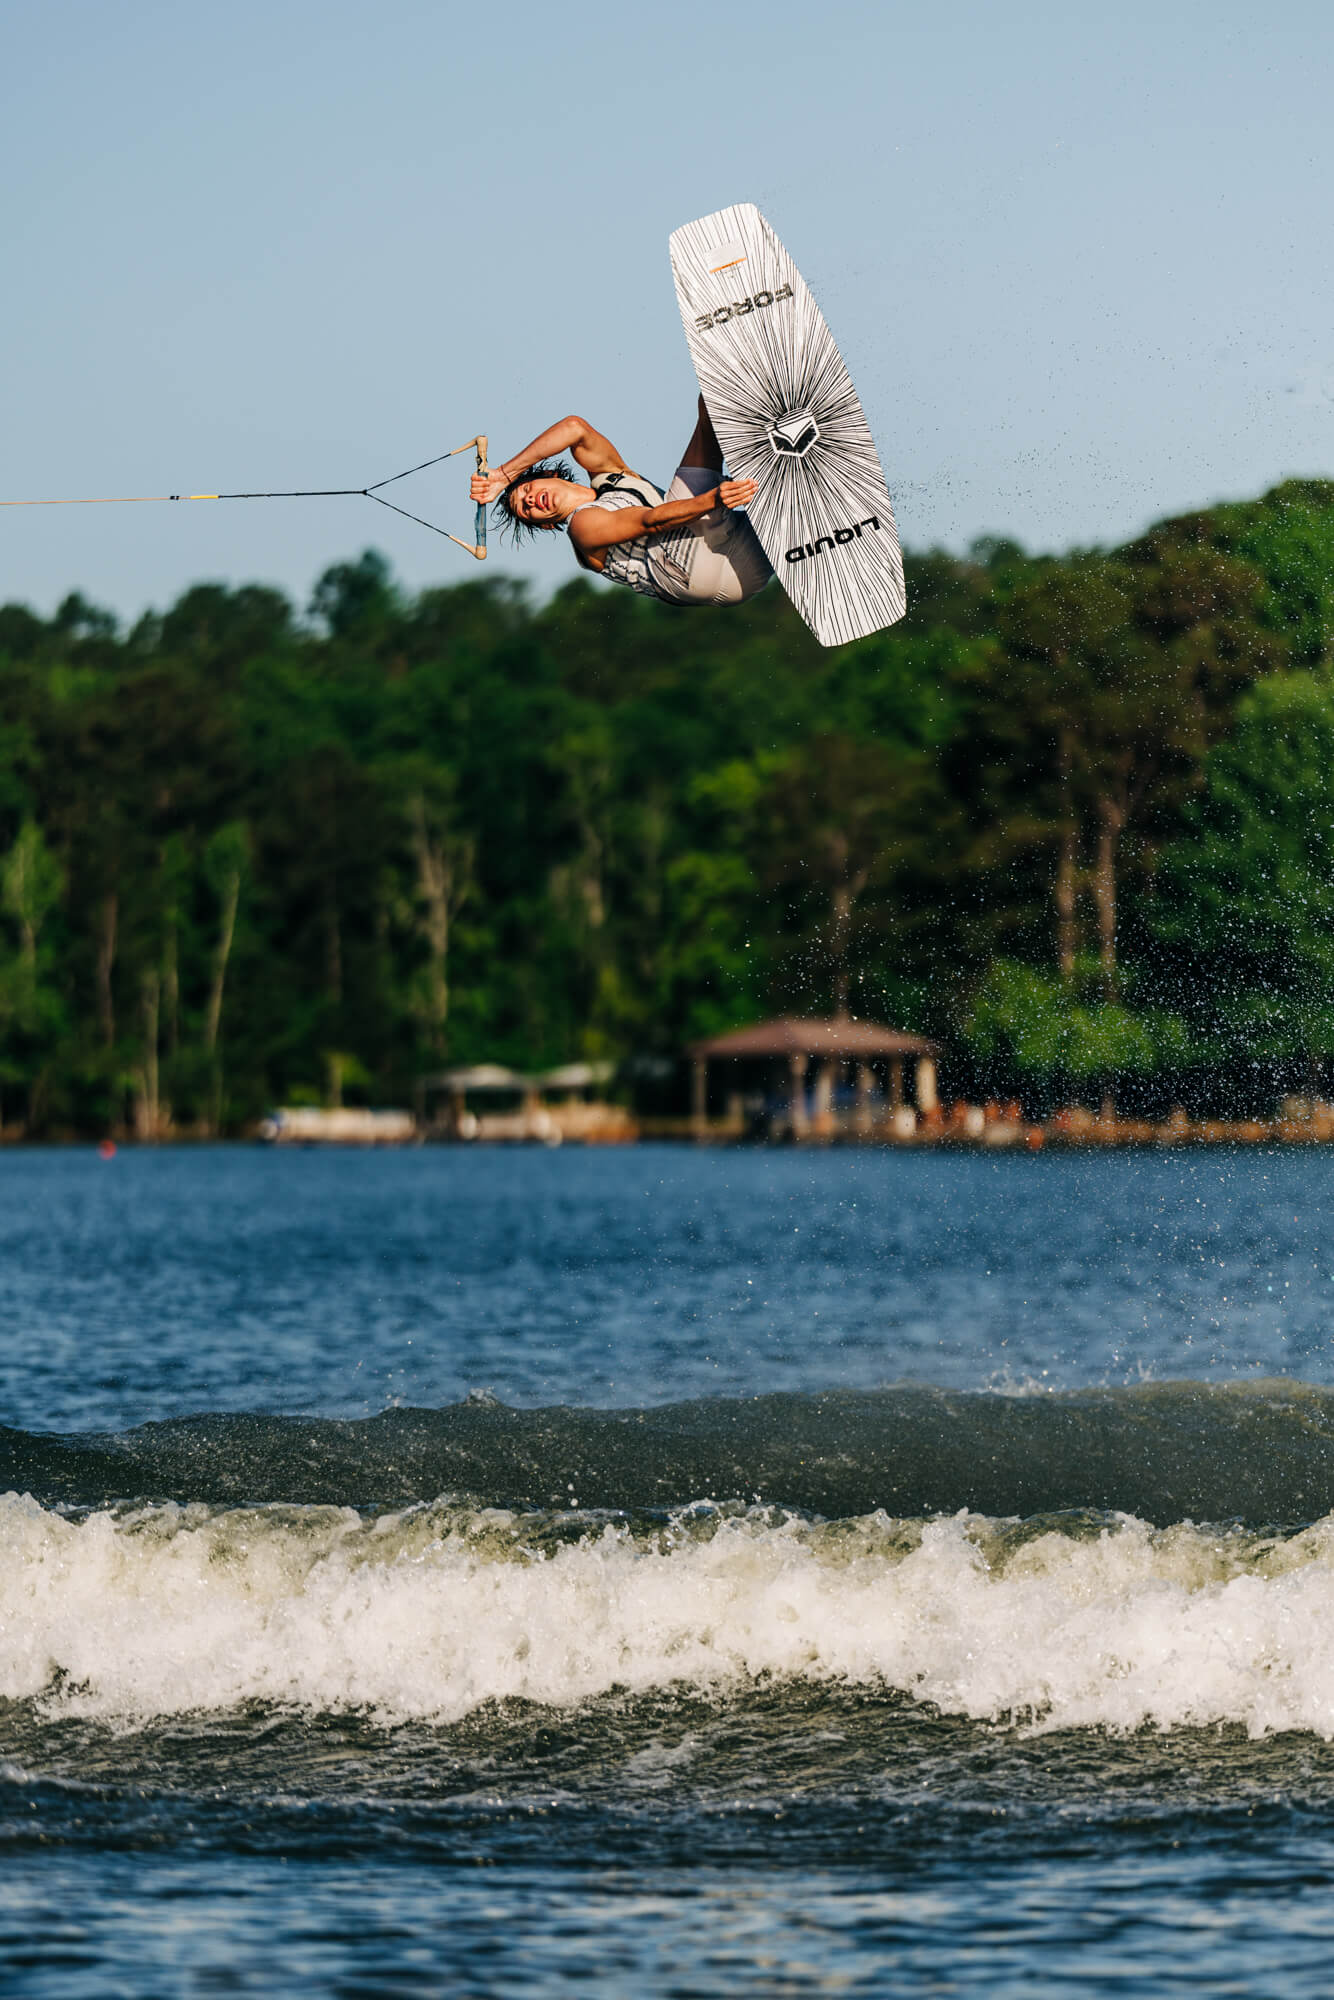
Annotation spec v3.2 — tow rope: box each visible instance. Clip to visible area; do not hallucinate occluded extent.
[0,435,492,560]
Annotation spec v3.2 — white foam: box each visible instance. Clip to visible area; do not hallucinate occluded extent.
[8,1490,1334,1735]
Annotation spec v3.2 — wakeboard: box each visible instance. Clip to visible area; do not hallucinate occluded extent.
[670,203,906,648]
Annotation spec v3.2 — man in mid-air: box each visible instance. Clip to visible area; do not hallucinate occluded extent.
[470,399,771,608]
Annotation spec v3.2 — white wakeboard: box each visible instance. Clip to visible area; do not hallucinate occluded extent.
[670,203,906,648]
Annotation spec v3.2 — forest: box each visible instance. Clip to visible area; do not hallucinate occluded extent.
[0,475,1332,1136]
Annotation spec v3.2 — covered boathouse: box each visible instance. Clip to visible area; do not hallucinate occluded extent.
[687,1015,940,1142]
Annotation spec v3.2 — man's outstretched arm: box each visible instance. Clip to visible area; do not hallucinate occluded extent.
[569,480,759,554]
[471,417,626,502]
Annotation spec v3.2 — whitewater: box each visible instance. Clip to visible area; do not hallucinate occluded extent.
[11,1491,1334,1738]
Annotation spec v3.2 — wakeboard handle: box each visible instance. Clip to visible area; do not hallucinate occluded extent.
[437,434,488,559]
[474,436,488,560]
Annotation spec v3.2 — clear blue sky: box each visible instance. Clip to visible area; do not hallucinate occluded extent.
[5,0,1333,622]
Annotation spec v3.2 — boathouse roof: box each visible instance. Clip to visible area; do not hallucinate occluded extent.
[688,1016,939,1060]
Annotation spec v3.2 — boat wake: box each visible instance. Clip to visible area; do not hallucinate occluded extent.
[7,1489,1334,1735]
[9,1380,1334,1738]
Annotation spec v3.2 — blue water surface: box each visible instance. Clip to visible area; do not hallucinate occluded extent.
[2,1141,1332,1432]
[6,1141,1334,1997]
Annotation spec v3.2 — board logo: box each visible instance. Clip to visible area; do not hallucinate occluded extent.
[694,282,793,333]
[785,519,882,564]
[768,410,820,460]
[707,240,748,275]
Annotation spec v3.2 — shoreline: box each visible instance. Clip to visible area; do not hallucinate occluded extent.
[5,1114,1334,1150]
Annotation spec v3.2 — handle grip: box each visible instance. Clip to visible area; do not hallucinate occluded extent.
[474,434,488,560]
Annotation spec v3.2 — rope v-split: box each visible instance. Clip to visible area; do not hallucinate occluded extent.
[0,435,492,559]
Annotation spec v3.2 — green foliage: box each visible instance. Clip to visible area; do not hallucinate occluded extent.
[0,819,66,1118]
[1152,670,1334,1056]
[2,819,62,961]
[0,475,1331,1133]
[1149,480,1334,668]
[965,959,1187,1080]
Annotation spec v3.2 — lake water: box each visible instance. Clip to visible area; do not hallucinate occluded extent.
[6,1142,1334,1995]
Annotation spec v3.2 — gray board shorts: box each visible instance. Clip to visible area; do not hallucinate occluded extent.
[655,464,772,605]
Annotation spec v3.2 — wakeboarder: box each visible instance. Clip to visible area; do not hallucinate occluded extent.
[470,400,772,607]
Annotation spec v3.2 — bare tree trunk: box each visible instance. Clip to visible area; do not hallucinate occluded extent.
[823,829,867,1019]
[1053,731,1077,979]
[164,923,179,1062]
[408,797,455,1057]
[135,970,160,1140]
[578,823,605,931]
[96,892,117,1047]
[407,796,474,1060]
[636,796,666,994]
[831,884,852,1016]
[26,1066,50,1137]
[204,865,241,1055]
[1054,832,1078,979]
[1093,798,1125,999]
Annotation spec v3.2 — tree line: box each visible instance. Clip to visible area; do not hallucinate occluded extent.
[1,474,1333,1135]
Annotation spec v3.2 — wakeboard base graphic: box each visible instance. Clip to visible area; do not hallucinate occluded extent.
[670,203,906,648]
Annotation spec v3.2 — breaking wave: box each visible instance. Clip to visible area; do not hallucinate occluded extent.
[9,1488,1334,1737]
[10,1377,1334,1737]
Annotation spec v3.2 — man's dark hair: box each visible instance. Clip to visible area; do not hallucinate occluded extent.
[492,460,578,543]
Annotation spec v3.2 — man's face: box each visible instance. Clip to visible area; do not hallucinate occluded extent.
[509,478,569,528]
